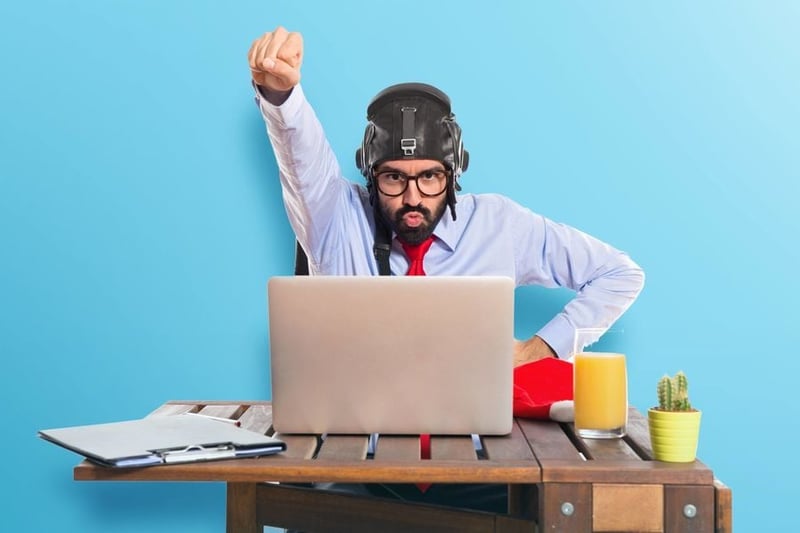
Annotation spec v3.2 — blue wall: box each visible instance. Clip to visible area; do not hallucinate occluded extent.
[2,1,798,531]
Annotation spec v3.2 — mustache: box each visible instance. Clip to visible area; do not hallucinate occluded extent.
[395,205,432,220]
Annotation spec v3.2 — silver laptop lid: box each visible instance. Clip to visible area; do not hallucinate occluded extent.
[267,276,514,435]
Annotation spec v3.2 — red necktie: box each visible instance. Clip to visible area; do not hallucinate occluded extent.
[401,236,435,492]
[402,237,434,277]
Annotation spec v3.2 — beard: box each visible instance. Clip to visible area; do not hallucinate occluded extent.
[379,200,447,246]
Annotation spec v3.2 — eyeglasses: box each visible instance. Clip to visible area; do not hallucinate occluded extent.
[373,169,449,197]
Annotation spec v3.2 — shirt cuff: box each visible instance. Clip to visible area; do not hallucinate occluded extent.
[252,82,305,126]
[536,313,574,359]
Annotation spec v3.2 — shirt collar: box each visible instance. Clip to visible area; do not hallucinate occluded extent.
[431,195,472,251]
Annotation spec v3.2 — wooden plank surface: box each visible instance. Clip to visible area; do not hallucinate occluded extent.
[316,435,369,460]
[374,435,420,461]
[560,413,649,462]
[539,459,714,484]
[146,403,197,417]
[481,421,536,462]
[74,458,539,483]
[517,419,584,461]
[271,434,319,460]
[74,399,539,483]
[580,436,643,461]
[237,404,273,435]
[625,407,656,458]
[75,396,537,483]
[517,408,717,488]
[431,435,478,461]
[197,404,244,420]
[72,401,718,494]
[70,400,733,533]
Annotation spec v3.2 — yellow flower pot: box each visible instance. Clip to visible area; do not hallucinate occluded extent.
[648,408,701,463]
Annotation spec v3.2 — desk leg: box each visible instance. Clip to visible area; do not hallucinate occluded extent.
[226,482,260,533]
[714,479,734,533]
[538,482,592,532]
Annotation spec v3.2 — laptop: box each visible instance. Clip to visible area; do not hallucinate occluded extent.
[267,276,514,435]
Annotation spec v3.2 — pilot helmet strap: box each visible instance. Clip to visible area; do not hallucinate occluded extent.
[400,106,417,156]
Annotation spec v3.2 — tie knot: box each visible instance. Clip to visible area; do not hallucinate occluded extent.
[401,237,435,262]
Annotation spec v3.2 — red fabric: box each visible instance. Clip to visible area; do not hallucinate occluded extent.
[513,357,574,418]
[402,237,434,276]
[419,433,431,459]
[402,237,435,492]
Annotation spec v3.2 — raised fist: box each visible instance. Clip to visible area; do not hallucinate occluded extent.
[248,27,303,93]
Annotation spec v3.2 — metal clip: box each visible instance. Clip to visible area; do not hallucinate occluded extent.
[160,444,236,464]
[400,138,416,156]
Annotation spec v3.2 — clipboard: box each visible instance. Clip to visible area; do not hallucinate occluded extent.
[38,414,286,467]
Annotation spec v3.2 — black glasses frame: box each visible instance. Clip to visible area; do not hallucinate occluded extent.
[373,169,450,198]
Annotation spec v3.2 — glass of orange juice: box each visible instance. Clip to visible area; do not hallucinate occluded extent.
[573,328,628,439]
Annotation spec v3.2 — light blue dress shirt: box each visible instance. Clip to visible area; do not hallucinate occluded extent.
[256,85,645,358]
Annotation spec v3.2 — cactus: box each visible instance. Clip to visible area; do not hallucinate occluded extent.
[657,375,673,410]
[656,371,693,411]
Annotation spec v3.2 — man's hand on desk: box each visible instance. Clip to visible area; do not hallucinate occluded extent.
[514,335,557,367]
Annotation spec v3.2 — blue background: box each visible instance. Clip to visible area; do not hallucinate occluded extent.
[2,1,797,531]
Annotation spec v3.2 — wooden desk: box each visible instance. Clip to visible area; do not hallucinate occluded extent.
[73,401,732,532]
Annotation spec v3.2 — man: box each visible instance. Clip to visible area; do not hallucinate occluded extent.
[248,26,644,513]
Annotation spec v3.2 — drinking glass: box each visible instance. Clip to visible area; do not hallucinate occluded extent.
[573,328,628,439]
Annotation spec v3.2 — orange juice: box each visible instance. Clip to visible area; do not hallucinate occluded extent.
[574,352,627,438]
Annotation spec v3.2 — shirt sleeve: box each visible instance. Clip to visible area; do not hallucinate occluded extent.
[253,84,350,268]
[511,204,645,358]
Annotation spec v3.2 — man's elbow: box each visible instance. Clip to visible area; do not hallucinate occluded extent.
[623,257,646,299]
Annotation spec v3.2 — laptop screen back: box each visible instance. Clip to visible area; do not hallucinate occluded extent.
[267,276,514,435]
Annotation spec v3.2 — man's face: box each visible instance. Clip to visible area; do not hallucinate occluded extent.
[374,159,448,245]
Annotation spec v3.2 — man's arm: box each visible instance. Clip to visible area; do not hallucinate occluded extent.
[512,205,645,361]
[248,27,350,271]
[514,335,557,365]
[255,83,293,106]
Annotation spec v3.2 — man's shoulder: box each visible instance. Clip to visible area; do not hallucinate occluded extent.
[456,192,525,214]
